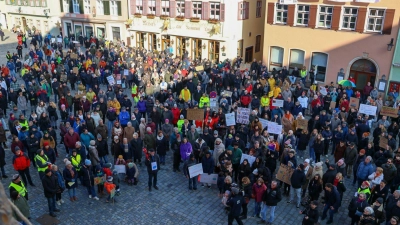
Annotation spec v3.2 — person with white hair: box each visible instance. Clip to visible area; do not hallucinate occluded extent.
[359,206,376,224]
[139,118,146,140]
[356,156,375,188]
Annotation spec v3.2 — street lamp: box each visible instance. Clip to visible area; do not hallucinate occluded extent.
[337,68,344,83]
[387,38,394,51]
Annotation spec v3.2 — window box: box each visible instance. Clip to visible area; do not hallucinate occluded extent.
[147,14,155,19]
[134,13,142,18]
[175,16,185,21]
[160,15,169,20]
[208,19,219,24]
[190,17,200,22]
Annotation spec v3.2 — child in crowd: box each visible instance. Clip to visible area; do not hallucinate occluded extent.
[126,162,138,185]
[102,163,113,177]
[95,165,106,196]
[104,176,116,203]
[112,170,121,196]
[217,172,226,197]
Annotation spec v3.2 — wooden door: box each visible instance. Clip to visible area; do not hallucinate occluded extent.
[245,46,253,63]
[162,39,170,52]
[351,71,376,91]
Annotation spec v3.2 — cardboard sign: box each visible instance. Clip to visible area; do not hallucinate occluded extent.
[187,109,204,121]
[276,164,294,185]
[195,66,204,71]
[297,119,308,130]
[350,97,360,109]
[272,99,284,107]
[239,63,251,71]
[114,165,126,174]
[236,107,251,124]
[188,163,203,178]
[123,69,129,75]
[380,106,399,118]
[240,154,256,166]
[223,90,232,97]
[225,113,236,126]
[209,98,217,108]
[94,176,105,185]
[199,173,218,184]
[379,137,388,149]
[72,67,79,74]
[70,53,78,59]
[359,104,377,116]
[330,101,336,110]
[267,121,282,134]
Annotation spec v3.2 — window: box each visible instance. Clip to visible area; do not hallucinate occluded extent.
[136,32,145,48]
[41,0,47,7]
[210,2,220,20]
[148,33,157,51]
[176,0,185,17]
[112,27,120,40]
[97,0,104,15]
[237,40,243,57]
[289,49,305,71]
[136,0,143,14]
[318,6,332,28]
[161,0,169,16]
[255,35,261,52]
[110,0,118,16]
[269,46,284,71]
[297,5,309,26]
[30,0,34,6]
[192,2,202,18]
[256,1,262,18]
[84,0,90,14]
[209,41,220,63]
[311,52,328,82]
[72,0,80,13]
[176,36,186,57]
[342,7,358,30]
[148,0,155,15]
[239,2,249,20]
[192,39,202,60]
[276,4,288,24]
[35,0,40,6]
[367,9,385,32]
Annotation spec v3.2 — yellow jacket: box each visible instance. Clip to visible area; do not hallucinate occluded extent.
[180,89,191,102]
[85,59,92,70]
[261,96,270,107]
[86,91,96,103]
[108,100,121,114]
[273,87,281,98]
[268,78,276,90]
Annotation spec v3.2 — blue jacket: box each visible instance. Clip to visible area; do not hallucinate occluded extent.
[292,105,302,117]
[80,132,94,149]
[356,162,375,180]
[118,111,130,125]
[201,155,215,174]
[137,100,146,113]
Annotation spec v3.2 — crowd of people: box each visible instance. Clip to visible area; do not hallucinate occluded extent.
[0,30,400,225]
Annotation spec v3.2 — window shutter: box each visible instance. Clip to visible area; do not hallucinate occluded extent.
[245,2,249,19]
[143,0,148,15]
[355,8,367,33]
[238,2,241,20]
[202,2,209,20]
[117,1,122,16]
[185,1,191,18]
[267,2,274,24]
[287,4,295,27]
[220,3,225,22]
[104,1,110,15]
[331,6,341,31]
[69,0,73,13]
[155,0,161,16]
[131,0,136,14]
[308,5,317,28]
[170,1,176,17]
[60,0,64,12]
[383,9,395,35]
[78,0,84,14]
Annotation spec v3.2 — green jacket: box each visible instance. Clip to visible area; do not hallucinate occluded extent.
[12,197,30,221]
[231,147,243,165]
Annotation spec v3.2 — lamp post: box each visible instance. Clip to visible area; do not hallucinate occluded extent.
[387,38,394,51]
[337,68,344,83]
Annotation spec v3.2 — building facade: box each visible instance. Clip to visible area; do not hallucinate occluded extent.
[263,0,399,91]
[4,0,63,36]
[388,25,400,95]
[60,0,129,41]
[127,0,265,62]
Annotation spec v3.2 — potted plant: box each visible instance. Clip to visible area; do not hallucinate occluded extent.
[134,13,142,18]
[190,17,200,22]
[208,19,219,24]
[160,15,169,20]
[175,16,185,21]
[147,14,155,19]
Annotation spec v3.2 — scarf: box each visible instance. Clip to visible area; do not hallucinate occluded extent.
[157,134,164,140]
[333,178,339,187]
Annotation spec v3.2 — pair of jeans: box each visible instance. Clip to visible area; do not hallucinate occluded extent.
[100,156,108,165]
[107,120,114,135]
[189,176,197,189]
[260,204,276,223]
[290,187,302,206]
[253,201,262,217]
[46,195,57,214]
[68,188,76,198]
[159,155,165,164]
[322,204,335,221]
[148,172,158,188]
[308,147,315,161]
[86,185,96,197]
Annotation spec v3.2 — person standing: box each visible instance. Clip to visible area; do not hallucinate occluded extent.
[0,144,7,179]
[348,193,369,225]
[34,149,51,180]
[227,187,245,225]
[288,164,306,208]
[260,180,282,224]
[41,169,60,217]
[12,148,35,187]
[9,174,29,201]
[299,200,319,225]
[81,159,99,200]
[10,190,30,225]
[183,154,198,190]
[321,183,341,224]
[145,148,160,191]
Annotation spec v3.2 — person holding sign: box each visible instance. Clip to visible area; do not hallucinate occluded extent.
[183,154,198,190]
[104,176,116,203]
[144,149,160,192]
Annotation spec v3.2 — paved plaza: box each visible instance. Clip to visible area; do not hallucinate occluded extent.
[0,30,358,225]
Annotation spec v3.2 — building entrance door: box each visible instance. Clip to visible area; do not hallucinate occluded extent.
[245,46,253,63]
[349,59,377,91]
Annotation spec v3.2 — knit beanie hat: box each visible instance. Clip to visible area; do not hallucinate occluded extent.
[85,159,91,166]
[64,158,72,166]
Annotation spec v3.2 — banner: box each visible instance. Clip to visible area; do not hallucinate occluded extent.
[114,165,126,174]
[298,97,308,108]
[188,163,203,178]
[225,113,236,126]
[330,101,336,109]
[379,137,388,149]
[350,97,360,109]
[107,76,115,86]
[380,106,399,118]
[267,121,282,134]
[223,90,232,97]
[276,164,294,185]
[236,107,251,124]
[272,99,284,107]
[187,109,204,121]
[359,104,377,116]
[57,38,62,43]
[296,119,308,130]
[123,69,129,75]
[259,118,268,129]
[195,66,204,71]
[240,154,256,166]
[199,173,218,184]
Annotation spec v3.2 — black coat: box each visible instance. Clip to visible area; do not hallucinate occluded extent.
[322,169,337,188]
[129,138,143,159]
[313,140,325,154]
[145,154,160,174]
[0,146,5,167]
[348,197,369,218]
[156,136,169,156]
[263,187,282,206]
[81,165,94,187]
[96,139,108,157]
[63,167,78,189]
[291,169,306,189]
[301,206,319,225]
[227,194,245,216]
[42,173,58,198]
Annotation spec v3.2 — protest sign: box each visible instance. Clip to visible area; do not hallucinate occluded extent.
[107,76,115,85]
[359,104,377,116]
[51,38,55,43]
[330,101,336,109]
[114,165,126,174]
[298,97,308,108]
[236,107,251,124]
[276,164,294,185]
[350,97,360,109]
[239,63,250,71]
[380,106,399,118]
[297,119,308,130]
[94,177,105,185]
[223,90,232,97]
[240,154,256,166]
[123,69,129,75]
[379,137,388,149]
[225,113,236,126]
[187,109,204,121]
[188,163,203,178]
[199,174,218,184]
[70,53,78,59]
[57,38,62,43]
[272,99,284,107]
[267,121,282,134]
[209,98,217,108]
[259,118,268,129]
[195,66,204,71]
[72,67,78,74]
[319,87,327,96]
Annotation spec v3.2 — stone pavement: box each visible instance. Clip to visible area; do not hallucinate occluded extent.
[0,29,359,225]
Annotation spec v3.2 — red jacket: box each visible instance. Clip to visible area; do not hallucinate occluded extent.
[64,132,80,149]
[252,183,267,202]
[171,107,181,125]
[12,152,31,171]
[240,94,252,106]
